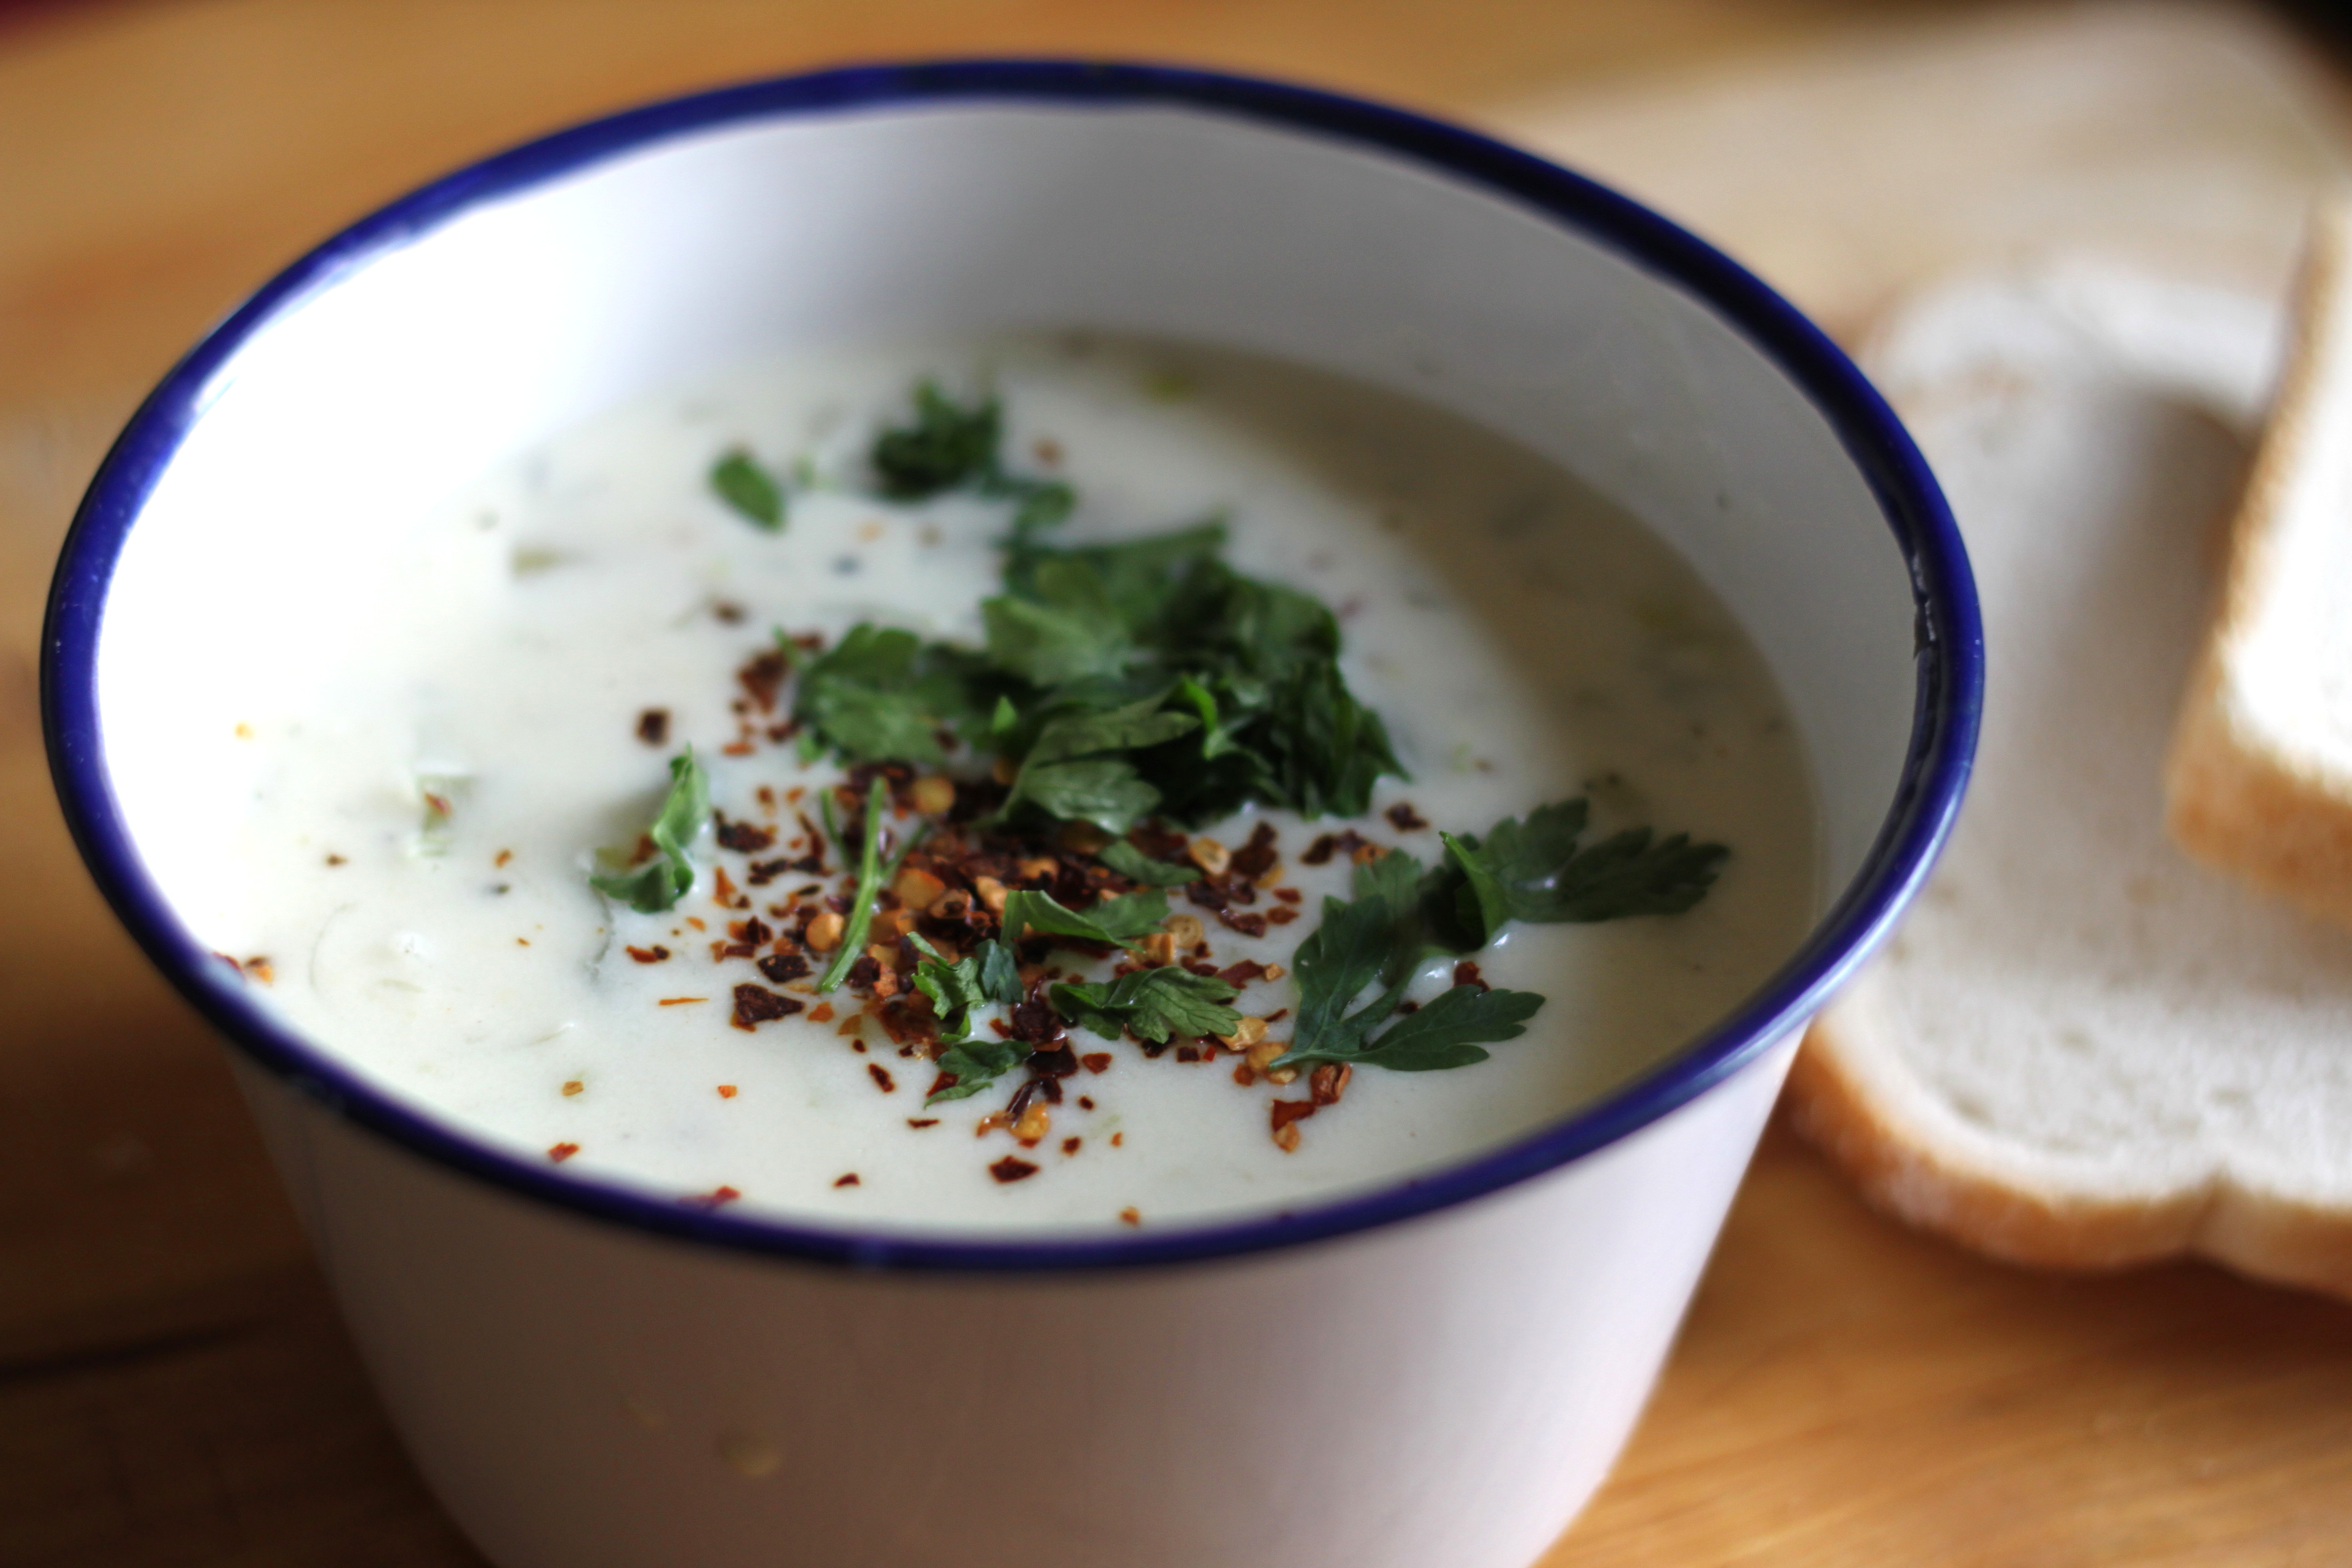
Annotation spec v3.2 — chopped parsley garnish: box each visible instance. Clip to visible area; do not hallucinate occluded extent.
[872,381,1002,498]
[1432,797,1729,947]
[790,627,988,768]
[816,777,891,993]
[1051,967,1241,1045]
[1095,838,1200,886]
[589,749,708,914]
[710,448,785,530]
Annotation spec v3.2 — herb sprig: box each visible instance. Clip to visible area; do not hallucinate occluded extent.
[589,749,708,914]
[789,384,1403,838]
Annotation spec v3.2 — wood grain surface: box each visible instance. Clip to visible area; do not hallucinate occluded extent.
[4,3,2350,1565]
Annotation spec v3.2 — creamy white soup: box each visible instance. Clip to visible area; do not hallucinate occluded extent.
[209,335,1817,1232]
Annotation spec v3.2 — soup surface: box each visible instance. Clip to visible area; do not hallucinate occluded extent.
[211,335,1818,1231]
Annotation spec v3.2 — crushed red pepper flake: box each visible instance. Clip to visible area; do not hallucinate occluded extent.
[732,983,803,1030]
[324,853,347,866]
[1080,1053,1112,1074]
[1384,801,1429,831]
[1077,1096,1096,1111]
[989,1157,1040,1184]
[547,1142,580,1163]
[716,814,777,853]
[242,956,275,984]
[657,996,708,1006]
[684,1185,742,1209]
[1452,960,1490,993]
[717,1084,738,1099]
[1062,1136,1082,1155]
[562,1080,584,1097]
[868,1063,897,1093]
[1119,1207,1141,1226]
[807,1001,835,1024]
[907,1117,939,1129]
[833,1173,861,1188]
[1110,1133,1124,1147]
[494,848,514,868]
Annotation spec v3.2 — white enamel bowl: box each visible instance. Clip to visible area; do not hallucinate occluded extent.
[45,61,1979,1568]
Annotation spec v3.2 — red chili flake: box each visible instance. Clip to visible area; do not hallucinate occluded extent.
[867,1063,897,1093]
[1062,1137,1082,1156]
[1218,960,1271,987]
[1271,1100,1317,1138]
[716,814,777,853]
[494,848,514,868]
[1119,1207,1141,1226]
[1182,959,1221,978]
[1384,802,1429,831]
[242,956,276,984]
[1310,1062,1353,1106]
[1009,999,1064,1044]
[684,1185,742,1210]
[833,1173,861,1188]
[1217,910,1269,939]
[1274,886,1302,904]
[717,1085,738,1099]
[1264,1009,1289,1025]
[636,708,670,745]
[658,996,707,1006]
[1184,879,1229,912]
[1266,907,1299,925]
[1452,960,1490,993]
[713,601,747,625]
[721,739,755,757]
[731,983,804,1030]
[1027,1045,1078,1078]
[685,916,707,931]
[754,951,808,984]
[547,1142,580,1163]
[1110,1133,1124,1147]
[989,1157,1040,1184]
[808,1002,835,1024]
[736,648,788,712]
[1300,833,1338,866]
[1175,1045,1200,1063]
[926,1071,958,1099]
[907,1118,940,1129]
[713,866,745,907]
[1077,1096,1097,1110]
[1397,999,1420,1015]
[1230,821,1280,880]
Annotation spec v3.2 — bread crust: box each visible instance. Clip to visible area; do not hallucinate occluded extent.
[2164,193,2352,929]
[1790,1005,2352,1301]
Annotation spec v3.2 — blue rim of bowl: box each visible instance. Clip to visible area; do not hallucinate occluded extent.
[43,58,1981,1273]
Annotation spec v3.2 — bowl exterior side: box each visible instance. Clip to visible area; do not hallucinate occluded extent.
[234,1031,1797,1568]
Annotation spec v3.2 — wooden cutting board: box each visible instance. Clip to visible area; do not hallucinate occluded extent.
[3,3,2349,1564]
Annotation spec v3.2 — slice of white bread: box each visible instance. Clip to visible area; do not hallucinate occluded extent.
[1785,255,2352,1301]
[2168,194,2352,927]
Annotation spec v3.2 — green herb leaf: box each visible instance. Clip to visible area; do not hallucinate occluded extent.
[816,777,890,993]
[1097,838,1199,886]
[1289,983,1545,1073]
[1086,888,1172,941]
[928,1037,1030,1105]
[1436,798,1728,944]
[589,749,708,914]
[1288,892,1407,1061]
[997,888,1151,951]
[1050,966,1241,1044]
[908,934,991,1044]
[997,696,1200,834]
[873,382,999,498]
[792,624,987,766]
[710,449,785,530]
